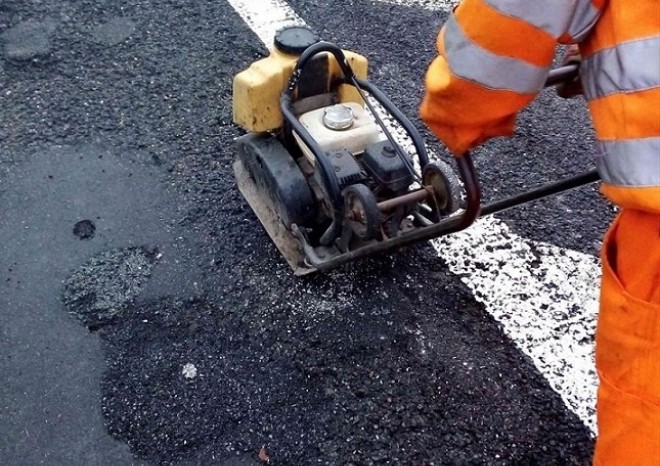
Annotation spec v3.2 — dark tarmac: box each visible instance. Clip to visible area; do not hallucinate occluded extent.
[1,0,611,464]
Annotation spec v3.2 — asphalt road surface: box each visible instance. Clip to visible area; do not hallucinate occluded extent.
[1,0,614,465]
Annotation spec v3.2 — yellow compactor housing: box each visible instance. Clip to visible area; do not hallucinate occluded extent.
[232,32,368,133]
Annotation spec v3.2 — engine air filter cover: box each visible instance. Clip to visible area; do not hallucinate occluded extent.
[362,141,414,192]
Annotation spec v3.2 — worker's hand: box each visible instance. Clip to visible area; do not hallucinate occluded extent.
[556,45,583,98]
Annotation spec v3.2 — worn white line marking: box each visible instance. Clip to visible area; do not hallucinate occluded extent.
[433,218,599,433]
[226,0,305,47]
[228,0,599,434]
[372,0,455,10]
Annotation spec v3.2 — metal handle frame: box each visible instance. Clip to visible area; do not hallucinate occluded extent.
[280,41,432,244]
[282,45,595,260]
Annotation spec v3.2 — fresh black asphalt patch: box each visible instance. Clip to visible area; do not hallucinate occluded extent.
[63,246,160,329]
[1,18,57,61]
[1,0,605,464]
[62,250,593,465]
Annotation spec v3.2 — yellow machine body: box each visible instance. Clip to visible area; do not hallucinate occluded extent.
[232,47,369,133]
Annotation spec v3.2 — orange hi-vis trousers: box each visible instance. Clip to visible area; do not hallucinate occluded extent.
[595,209,660,465]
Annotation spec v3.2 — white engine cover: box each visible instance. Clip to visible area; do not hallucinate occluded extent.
[294,102,385,164]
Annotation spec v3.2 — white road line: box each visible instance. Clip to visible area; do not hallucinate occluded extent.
[434,218,599,433]
[373,0,455,10]
[227,0,599,434]
[226,0,305,47]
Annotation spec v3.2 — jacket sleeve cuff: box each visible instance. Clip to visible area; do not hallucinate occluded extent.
[420,97,516,155]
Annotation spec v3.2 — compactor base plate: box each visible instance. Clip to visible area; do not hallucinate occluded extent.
[233,159,317,276]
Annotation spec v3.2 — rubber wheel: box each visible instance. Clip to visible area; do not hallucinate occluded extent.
[422,161,462,220]
[342,184,381,240]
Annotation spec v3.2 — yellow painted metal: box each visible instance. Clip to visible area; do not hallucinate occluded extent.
[232,47,368,133]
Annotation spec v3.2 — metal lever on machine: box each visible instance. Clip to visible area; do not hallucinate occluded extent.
[406,62,588,235]
[454,61,600,219]
[288,54,598,270]
[545,63,580,86]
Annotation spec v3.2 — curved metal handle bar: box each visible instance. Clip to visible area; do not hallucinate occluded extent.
[354,78,430,168]
[280,94,344,246]
[281,41,432,209]
[545,63,580,87]
[282,41,356,99]
[281,42,358,211]
[280,42,351,245]
[280,44,345,212]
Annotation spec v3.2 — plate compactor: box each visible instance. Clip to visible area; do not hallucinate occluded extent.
[232,27,599,275]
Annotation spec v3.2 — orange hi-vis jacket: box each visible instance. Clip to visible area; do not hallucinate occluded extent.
[421,0,660,214]
[421,1,660,465]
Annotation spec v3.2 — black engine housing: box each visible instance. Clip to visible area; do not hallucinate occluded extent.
[362,141,414,192]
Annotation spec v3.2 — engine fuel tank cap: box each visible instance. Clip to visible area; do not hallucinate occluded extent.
[323,104,355,131]
[274,26,320,55]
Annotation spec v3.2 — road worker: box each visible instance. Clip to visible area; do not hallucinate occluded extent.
[420,1,660,464]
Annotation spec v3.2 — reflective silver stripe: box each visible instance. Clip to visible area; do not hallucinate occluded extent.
[484,0,600,40]
[582,36,660,99]
[443,15,549,93]
[596,138,660,187]
[566,0,602,42]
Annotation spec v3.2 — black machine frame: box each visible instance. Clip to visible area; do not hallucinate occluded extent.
[247,42,600,273]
